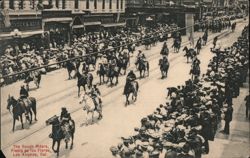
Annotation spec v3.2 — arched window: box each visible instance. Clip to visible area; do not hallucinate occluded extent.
[116,0,119,9]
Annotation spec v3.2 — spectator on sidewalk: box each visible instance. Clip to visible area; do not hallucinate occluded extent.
[221,105,234,135]
[244,94,250,119]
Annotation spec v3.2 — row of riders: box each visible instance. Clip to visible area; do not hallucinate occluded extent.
[199,17,234,33]
[5,20,235,156]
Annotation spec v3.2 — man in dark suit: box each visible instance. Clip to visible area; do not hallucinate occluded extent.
[221,105,234,134]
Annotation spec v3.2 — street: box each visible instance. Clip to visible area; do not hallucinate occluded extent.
[1,19,249,158]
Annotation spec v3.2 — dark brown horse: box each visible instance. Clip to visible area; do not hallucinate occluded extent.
[75,71,93,97]
[46,116,75,157]
[183,46,196,63]
[124,81,139,105]
[137,59,149,78]
[7,95,37,132]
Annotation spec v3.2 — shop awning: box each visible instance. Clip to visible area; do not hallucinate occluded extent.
[43,17,72,23]
[72,24,85,29]
[84,21,101,26]
[0,30,44,40]
[101,22,126,27]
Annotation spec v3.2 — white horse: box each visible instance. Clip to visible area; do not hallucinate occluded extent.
[79,93,102,125]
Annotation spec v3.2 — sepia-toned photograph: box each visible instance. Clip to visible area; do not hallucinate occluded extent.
[0,0,249,158]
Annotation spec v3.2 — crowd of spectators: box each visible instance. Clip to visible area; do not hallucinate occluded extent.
[0,23,179,86]
[110,25,249,158]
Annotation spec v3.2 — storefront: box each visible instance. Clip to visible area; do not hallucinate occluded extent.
[0,13,43,54]
[42,10,72,46]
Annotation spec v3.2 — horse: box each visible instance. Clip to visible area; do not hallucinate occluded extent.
[143,35,151,50]
[46,115,75,156]
[75,71,93,97]
[7,95,37,132]
[117,57,129,76]
[106,64,119,86]
[183,46,196,63]
[85,55,96,71]
[24,70,41,91]
[160,46,169,56]
[173,39,181,53]
[79,93,102,125]
[190,63,200,80]
[159,58,170,79]
[97,63,107,85]
[65,60,76,80]
[124,81,139,105]
[137,59,149,78]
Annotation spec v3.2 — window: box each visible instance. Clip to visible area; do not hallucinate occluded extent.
[109,0,112,9]
[62,0,65,9]
[75,0,79,9]
[94,0,97,9]
[86,0,89,9]
[116,0,119,9]
[120,0,123,9]
[102,0,105,9]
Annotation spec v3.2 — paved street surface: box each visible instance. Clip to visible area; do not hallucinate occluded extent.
[1,19,249,158]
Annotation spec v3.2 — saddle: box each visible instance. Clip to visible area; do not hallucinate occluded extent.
[19,98,31,114]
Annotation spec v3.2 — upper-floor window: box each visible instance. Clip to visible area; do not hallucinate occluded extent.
[109,0,112,9]
[120,0,123,9]
[116,0,119,9]
[75,0,79,9]
[86,0,89,9]
[94,0,97,9]
[102,0,105,9]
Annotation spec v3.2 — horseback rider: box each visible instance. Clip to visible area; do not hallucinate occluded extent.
[89,85,103,119]
[19,85,31,113]
[160,42,169,56]
[60,107,72,142]
[20,85,29,99]
[123,70,137,95]
[195,37,202,54]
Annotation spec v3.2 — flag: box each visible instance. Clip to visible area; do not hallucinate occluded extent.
[2,9,11,27]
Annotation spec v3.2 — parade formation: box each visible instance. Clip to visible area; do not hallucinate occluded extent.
[0,0,249,158]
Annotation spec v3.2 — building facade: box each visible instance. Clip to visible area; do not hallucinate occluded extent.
[0,0,126,48]
[125,0,199,33]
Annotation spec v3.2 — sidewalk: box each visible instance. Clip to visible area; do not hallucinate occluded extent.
[204,75,250,158]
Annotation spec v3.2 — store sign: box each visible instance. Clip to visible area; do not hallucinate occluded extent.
[0,19,42,32]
